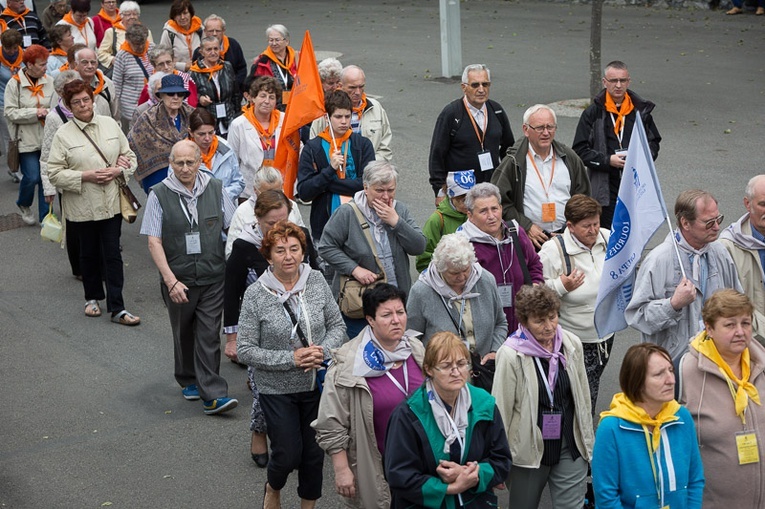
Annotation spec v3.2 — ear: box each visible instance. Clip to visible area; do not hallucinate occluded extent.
[460,83,468,94]
[744,196,751,211]
[365,315,375,327]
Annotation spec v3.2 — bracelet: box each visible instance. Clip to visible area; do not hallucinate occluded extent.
[169,280,179,292]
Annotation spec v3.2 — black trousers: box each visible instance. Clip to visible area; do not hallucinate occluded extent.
[259,390,323,500]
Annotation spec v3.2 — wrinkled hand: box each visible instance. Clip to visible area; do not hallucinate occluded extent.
[334,466,356,499]
[561,268,585,292]
[199,95,212,107]
[527,224,550,250]
[293,345,324,371]
[446,462,479,495]
[436,460,462,484]
[36,107,48,119]
[351,266,378,285]
[167,280,189,304]
[116,155,131,169]
[670,277,697,311]
[224,333,238,361]
[480,352,496,365]
[371,198,399,227]
[610,153,627,169]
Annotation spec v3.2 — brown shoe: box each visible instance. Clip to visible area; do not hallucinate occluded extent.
[726,6,743,14]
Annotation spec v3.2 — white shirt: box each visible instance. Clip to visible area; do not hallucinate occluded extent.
[523,144,571,231]
[463,97,486,130]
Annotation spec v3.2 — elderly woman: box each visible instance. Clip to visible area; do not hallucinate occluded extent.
[42,0,69,33]
[679,289,765,508]
[189,35,241,137]
[0,29,24,182]
[187,107,243,201]
[223,190,318,467]
[225,166,305,259]
[228,75,284,200]
[408,233,507,376]
[313,283,425,509]
[159,0,201,72]
[416,169,475,272]
[237,220,346,509]
[47,79,140,325]
[128,73,193,194]
[97,2,153,75]
[297,90,375,242]
[318,160,426,338]
[594,343,704,509]
[47,25,75,77]
[113,23,153,130]
[92,0,119,46]
[493,285,593,509]
[251,24,296,107]
[318,56,343,95]
[459,182,544,333]
[384,331,512,508]
[5,44,54,225]
[56,0,96,50]
[137,44,196,107]
[538,194,612,414]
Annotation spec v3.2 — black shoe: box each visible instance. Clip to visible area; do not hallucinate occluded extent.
[252,452,269,468]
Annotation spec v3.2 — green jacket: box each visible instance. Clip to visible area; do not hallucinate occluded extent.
[415,198,467,272]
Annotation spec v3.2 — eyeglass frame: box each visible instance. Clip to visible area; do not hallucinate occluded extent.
[604,77,630,84]
[466,81,491,89]
[171,158,201,169]
[432,360,472,374]
[697,214,724,230]
[525,123,558,133]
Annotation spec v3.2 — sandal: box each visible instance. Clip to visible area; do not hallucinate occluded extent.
[757,7,764,15]
[85,300,101,317]
[112,310,141,326]
[726,6,743,14]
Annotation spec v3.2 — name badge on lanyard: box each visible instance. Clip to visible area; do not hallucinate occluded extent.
[185,232,201,254]
[736,431,760,465]
[477,150,493,172]
[23,35,32,47]
[214,102,227,119]
[385,362,409,397]
[497,283,513,308]
[535,357,562,439]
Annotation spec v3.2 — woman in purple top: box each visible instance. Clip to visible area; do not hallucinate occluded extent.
[458,182,544,332]
[313,283,425,509]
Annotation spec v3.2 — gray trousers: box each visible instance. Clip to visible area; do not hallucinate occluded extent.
[161,280,228,401]
[508,436,588,509]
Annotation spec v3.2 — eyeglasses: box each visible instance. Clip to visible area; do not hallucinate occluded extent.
[70,97,92,107]
[698,214,724,229]
[77,59,98,66]
[467,82,491,89]
[604,77,630,84]
[526,124,557,133]
[172,159,200,169]
[433,360,471,373]
[164,92,186,97]
[268,38,285,43]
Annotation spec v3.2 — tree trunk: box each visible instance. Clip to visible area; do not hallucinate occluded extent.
[589,0,604,102]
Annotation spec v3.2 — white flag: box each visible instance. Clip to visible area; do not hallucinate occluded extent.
[594,112,668,338]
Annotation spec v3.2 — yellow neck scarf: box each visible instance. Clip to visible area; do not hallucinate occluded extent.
[601,392,680,451]
[691,330,760,418]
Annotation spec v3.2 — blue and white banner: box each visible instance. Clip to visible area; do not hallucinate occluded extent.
[594,112,669,338]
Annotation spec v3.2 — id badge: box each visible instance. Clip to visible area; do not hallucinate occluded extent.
[541,202,557,223]
[23,35,32,47]
[185,232,202,255]
[542,412,562,440]
[736,431,760,465]
[497,283,513,308]
[214,103,227,119]
[478,150,494,172]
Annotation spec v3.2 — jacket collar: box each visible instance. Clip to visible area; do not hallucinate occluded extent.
[689,339,765,382]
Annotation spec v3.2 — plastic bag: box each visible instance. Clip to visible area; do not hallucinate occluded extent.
[41,205,63,243]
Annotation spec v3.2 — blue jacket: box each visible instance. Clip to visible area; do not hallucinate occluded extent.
[592,406,704,509]
[201,136,244,202]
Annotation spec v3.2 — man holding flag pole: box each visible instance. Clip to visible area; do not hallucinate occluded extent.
[595,112,742,363]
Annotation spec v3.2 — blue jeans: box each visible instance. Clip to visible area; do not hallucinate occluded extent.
[732,0,765,6]
[17,151,45,220]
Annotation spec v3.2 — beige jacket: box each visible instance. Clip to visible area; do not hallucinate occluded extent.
[3,71,54,153]
[312,332,425,509]
[47,115,136,222]
[492,329,594,468]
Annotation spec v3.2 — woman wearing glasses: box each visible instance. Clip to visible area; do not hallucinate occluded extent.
[384,331,511,508]
[251,24,296,109]
[493,285,594,509]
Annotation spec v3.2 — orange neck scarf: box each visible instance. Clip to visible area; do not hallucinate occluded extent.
[92,70,106,95]
[1,7,30,25]
[0,46,23,73]
[59,62,70,72]
[96,7,120,25]
[112,21,126,31]
[317,126,352,152]
[63,12,91,47]
[220,35,230,59]
[167,16,202,60]
[120,40,147,58]
[50,48,67,57]
[189,60,223,79]
[200,135,218,170]
[262,45,296,73]
[604,91,634,138]
[242,104,280,150]
[352,93,368,120]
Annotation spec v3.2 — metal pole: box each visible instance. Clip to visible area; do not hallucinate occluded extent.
[440,0,462,78]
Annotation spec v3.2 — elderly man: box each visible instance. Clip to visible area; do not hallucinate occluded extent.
[626,190,742,362]
[2,0,50,48]
[73,46,120,119]
[491,104,591,249]
[140,140,239,415]
[720,175,765,340]
[191,14,246,91]
[573,60,661,229]
[429,64,514,206]
[96,1,154,74]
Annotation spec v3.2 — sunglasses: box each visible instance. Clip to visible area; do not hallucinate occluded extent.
[467,82,491,89]
[164,92,186,97]
[698,214,724,230]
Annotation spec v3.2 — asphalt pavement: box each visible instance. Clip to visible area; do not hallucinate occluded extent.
[1,0,764,507]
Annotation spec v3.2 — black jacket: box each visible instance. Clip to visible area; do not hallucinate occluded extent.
[189,60,242,135]
[192,36,247,92]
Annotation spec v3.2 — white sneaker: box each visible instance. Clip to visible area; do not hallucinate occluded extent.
[18,205,36,225]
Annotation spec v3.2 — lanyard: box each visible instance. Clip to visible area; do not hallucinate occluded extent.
[275,64,288,89]
[534,357,556,407]
[463,97,486,150]
[609,112,626,149]
[642,426,665,508]
[384,361,409,397]
[528,149,556,201]
[495,234,514,284]
[177,195,195,228]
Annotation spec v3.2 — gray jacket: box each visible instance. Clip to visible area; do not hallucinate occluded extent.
[625,233,742,361]
[406,270,507,356]
[236,270,347,394]
[318,201,427,295]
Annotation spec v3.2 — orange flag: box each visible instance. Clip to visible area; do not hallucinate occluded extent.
[273,30,325,199]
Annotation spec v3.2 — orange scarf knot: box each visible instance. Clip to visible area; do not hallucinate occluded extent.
[0,46,23,73]
[262,45,296,74]
[604,91,635,139]
[352,93,368,122]
[189,60,223,79]
[200,135,219,170]
[96,7,121,25]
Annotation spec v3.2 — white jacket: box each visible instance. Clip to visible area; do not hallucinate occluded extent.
[227,111,284,199]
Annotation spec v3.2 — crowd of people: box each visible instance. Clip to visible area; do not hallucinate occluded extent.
[4,1,765,508]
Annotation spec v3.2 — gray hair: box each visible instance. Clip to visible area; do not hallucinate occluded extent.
[53,70,80,95]
[341,64,364,82]
[148,44,174,66]
[148,71,167,99]
[119,1,140,14]
[432,233,477,273]
[745,175,765,200]
[125,23,149,45]
[318,57,342,82]
[200,35,219,47]
[523,104,557,125]
[674,189,717,226]
[604,60,628,76]
[169,140,201,162]
[363,161,398,188]
[253,166,284,192]
[74,47,97,63]
[461,64,491,84]
[266,24,289,40]
[203,14,226,29]
[464,182,501,213]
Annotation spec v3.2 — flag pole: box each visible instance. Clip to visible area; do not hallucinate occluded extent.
[665,214,688,279]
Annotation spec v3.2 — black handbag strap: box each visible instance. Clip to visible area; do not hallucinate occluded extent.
[349,202,386,280]
[507,221,532,285]
[133,55,150,80]
[435,289,467,342]
[282,302,309,348]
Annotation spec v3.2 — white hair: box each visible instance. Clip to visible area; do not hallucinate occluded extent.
[464,183,501,213]
[148,72,167,98]
[318,57,343,81]
[266,24,289,40]
[253,166,284,192]
[363,161,398,188]
[461,64,490,84]
[522,104,557,125]
[204,14,226,29]
[432,234,477,273]
[746,175,765,200]
[119,1,140,14]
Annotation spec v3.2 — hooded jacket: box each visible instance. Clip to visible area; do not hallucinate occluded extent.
[415,197,467,272]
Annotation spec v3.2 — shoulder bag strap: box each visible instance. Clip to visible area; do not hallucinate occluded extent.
[282,301,309,348]
[507,222,532,285]
[76,122,129,188]
[349,202,386,279]
[555,235,571,276]
[111,26,117,55]
[133,55,150,80]
[433,288,466,341]
[12,78,20,141]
